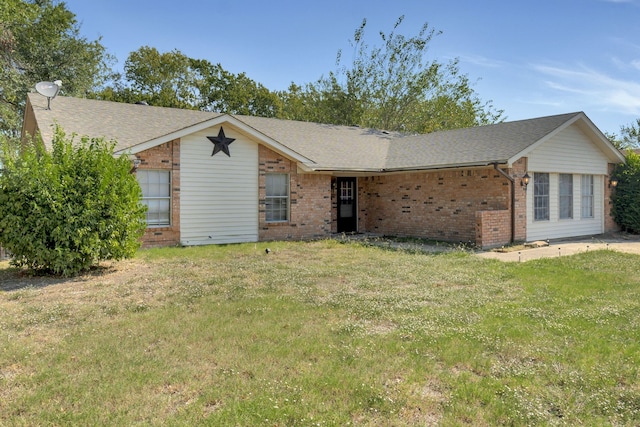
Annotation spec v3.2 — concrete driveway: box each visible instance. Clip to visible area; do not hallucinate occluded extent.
[477,233,640,262]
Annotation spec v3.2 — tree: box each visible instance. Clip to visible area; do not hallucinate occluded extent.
[0,0,111,136]
[191,59,282,116]
[618,119,640,149]
[93,48,283,116]
[120,46,197,108]
[0,128,147,276]
[278,16,503,132]
[277,75,364,126]
[611,151,640,234]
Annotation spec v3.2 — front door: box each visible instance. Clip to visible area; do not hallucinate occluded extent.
[337,177,357,233]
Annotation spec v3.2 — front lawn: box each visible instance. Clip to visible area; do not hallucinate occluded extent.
[1,240,639,425]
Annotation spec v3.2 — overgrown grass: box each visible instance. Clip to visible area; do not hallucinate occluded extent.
[1,240,639,425]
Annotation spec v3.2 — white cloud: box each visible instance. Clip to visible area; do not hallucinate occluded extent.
[533,63,640,115]
[609,56,640,71]
[458,54,507,68]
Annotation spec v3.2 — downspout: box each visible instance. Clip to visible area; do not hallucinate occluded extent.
[493,163,515,244]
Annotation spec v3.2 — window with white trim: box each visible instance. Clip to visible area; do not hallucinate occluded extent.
[137,170,171,226]
[533,172,549,221]
[581,174,594,218]
[265,173,289,222]
[559,174,573,219]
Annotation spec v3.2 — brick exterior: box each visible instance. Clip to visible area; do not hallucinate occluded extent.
[131,140,616,248]
[135,139,181,247]
[476,210,512,248]
[358,166,521,246]
[473,159,528,248]
[510,157,528,242]
[605,162,620,233]
[258,145,332,241]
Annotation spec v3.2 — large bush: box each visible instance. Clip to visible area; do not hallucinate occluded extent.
[0,128,147,275]
[611,151,640,234]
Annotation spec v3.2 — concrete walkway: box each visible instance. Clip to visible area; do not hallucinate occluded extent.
[336,232,640,262]
[477,234,640,262]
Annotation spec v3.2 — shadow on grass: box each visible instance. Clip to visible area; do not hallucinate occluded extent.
[0,261,118,292]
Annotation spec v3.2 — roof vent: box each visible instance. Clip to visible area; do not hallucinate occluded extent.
[135,101,149,106]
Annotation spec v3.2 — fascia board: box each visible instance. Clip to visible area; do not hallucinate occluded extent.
[114,114,231,155]
[506,112,625,166]
[302,160,507,174]
[230,116,314,164]
[575,114,626,163]
[506,113,581,166]
[115,114,314,165]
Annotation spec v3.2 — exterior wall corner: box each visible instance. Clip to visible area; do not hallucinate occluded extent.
[605,162,621,233]
[136,139,181,248]
[258,145,332,241]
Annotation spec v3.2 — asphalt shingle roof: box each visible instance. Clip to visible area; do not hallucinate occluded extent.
[384,113,581,170]
[26,93,588,171]
[27,93,222,153]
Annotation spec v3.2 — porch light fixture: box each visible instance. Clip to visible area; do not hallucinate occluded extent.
[129,158,141,174]
[609,178,618,188]
[521,172,530,188]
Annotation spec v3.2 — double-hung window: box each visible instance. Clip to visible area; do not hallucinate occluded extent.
[265,174,289,222]
[137,170,171,226]
[581,175,594,218]
[559,174,573,219]
[533,172,550,221]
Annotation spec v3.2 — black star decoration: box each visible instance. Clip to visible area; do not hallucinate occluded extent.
[207,127,235,157]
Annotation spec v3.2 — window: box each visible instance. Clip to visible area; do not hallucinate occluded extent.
[265,174,289,222]
[559,174,573,219]
[137,170,171,226]
[533,172,549,221]
[581,175,594,218]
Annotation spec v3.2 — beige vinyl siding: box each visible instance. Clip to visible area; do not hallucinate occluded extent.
[527,124,609,174]
[526,124,607,241]
[180,126,258,245]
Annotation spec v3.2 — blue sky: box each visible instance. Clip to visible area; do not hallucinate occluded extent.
[63,0,640,134]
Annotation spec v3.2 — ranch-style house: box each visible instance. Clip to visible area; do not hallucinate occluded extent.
[22,93,625,248]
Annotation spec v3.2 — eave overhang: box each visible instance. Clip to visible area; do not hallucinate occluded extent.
[298,160,510,175]
[114,114,315,166]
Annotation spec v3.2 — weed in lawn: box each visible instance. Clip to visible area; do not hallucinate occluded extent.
[1,241,640,425]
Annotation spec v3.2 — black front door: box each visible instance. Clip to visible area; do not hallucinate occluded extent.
[337,177,357,233]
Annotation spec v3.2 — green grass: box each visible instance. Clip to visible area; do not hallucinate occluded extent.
[1,240,640,425]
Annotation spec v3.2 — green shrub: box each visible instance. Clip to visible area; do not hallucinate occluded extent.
[0,127,147,275]
[612,151,640,234]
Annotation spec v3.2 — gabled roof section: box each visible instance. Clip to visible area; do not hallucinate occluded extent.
[24,93,624,172]
[235,115,395,171]
[25,93,223,153]
[385,112,584,170]
[513,111,625,164]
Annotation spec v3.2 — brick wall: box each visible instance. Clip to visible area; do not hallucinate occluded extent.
[135,139,181,247]
[605,162,620,233]
[258,145,332,241]
[474,159,528,248]
[475,210,512,248]
[130,139,535,247]
[511,158,528,242]
[359,166,519,245]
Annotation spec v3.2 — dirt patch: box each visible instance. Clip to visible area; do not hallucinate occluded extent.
[0,259,148,294]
